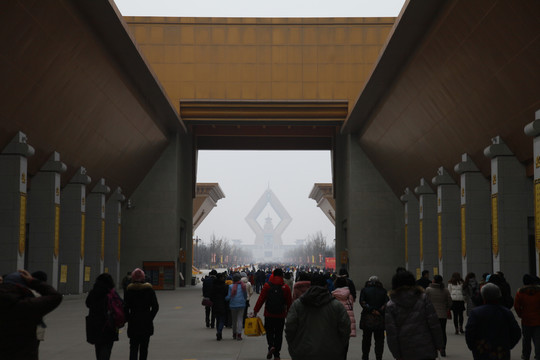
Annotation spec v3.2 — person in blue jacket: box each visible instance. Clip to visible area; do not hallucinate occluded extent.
[225,273,247,340]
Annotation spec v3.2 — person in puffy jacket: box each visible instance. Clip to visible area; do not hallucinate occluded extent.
[359,276,389,360]
[286,273,350,360]
[225,273,247,341]
[124,268,159,360]
[514,274,540,360]
[385,270,443,360]
[332,276,356,337]
[0,270,62,360]
[292,271,311,301]
[210,273,229,341]
[448,272,465,334]
[465,283,521,360]
[425,275,452,357]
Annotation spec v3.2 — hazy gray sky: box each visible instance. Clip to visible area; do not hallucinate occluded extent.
[114,0,405,17]
[196,151,334,245]
[113,1,406,246]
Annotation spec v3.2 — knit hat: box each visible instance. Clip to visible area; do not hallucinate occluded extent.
[232,273,242,282]
[368,275,379,283]
[131,268,146,282]
[273,268,284,277]
[240,272,247,278]
[481,283,501,302]
[4,272,27,287]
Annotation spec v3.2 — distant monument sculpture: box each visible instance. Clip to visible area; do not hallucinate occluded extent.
[246,188,292,259]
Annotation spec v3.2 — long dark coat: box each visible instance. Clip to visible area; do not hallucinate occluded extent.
[210,278,228,316]
[124,282,159,340]
[85,283,119,344]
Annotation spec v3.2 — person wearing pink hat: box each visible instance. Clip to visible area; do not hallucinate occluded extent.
[124,268,159,360]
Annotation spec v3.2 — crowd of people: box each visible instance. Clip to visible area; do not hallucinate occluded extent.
[0,264,538,360]
[201,265,540,360]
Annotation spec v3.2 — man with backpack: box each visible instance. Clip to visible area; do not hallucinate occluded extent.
[253,268,292,360]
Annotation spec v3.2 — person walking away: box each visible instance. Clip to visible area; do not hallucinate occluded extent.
[121,271,132,294]
[416,270,431,289]
[463,272,481,315]
[332,276,356,338]
[210,273,229,340]
[283,272,294,296]
[488,272,514,309]
[385,270,444,360]
[465,283,521,360]
[86,273,121,360]
[292,271,311,301]
[225,273,247,340]
[30,270,49,346]
[426,274,453,357]
[202,269,217,328]
[254,268,292,360]
[285,273,350,360]
[359,275,389,360]
[514,274,540,360]
[448,272,465,334]
[241,271,254,325]
[0,269,62,360]
[124,268,159,360]
[338,268,357,301]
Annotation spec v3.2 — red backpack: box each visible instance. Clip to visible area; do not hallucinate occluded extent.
[106,289,126,329]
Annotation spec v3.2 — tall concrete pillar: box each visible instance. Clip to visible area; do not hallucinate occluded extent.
[105,187,125,285]
[84,178,110,291]
[27,152,66,288]
[484,136,532,288]
[432,167,461,278]
[415,178,438,277]
[59,167,91,295]
[524,109,540,276]
[454,153,492,277]
[401,188,419,274]
[0,132,34,274]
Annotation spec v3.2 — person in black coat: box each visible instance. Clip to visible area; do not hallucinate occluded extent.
[202,269,217,328]
[86,273,119,360]
[359,276,389,360]
[210,273,229,341]
[124,268,159,360]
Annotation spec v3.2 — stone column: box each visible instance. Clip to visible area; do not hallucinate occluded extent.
[524,109,540,276]
[454,153,492,277]
[27,152,66,288]
[415,178,438,277]
[484,136,532,288]
[84,178,110,291]
[0,132,34,274]
[401,188,419,273]
[105,187,125,285]
[59,167,91,295]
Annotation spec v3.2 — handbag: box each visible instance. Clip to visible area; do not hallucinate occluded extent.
[244,316,266,336]
[360,311,384,330]
[201,297,213,307]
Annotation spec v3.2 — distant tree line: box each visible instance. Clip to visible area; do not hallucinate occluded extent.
[283,231,335,266]
[193,234,253,268]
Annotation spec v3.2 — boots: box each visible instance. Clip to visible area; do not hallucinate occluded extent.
[233,332,237,339]
[455,327,459,335]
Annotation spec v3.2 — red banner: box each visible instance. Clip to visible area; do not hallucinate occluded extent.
[325,257,336,270]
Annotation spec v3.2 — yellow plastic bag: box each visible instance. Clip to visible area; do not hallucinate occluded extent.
[256,316,266,335]
[244,317,260,336]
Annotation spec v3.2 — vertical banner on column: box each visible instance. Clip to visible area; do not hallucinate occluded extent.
[419,219,423,262]
[19,193,27,256]
[491,194,499,256]
[404,224,408,264]
[100,219,105,261]
[461,205,466,258]
[54,205,60,257]
[535,179,540,275]
[118,224,122,261]
[81,213,86,259]
[437,213,442,261]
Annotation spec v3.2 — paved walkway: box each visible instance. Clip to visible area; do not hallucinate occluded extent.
[39,283,525,360]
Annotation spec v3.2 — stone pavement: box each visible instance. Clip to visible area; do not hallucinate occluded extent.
[39,283,525,360]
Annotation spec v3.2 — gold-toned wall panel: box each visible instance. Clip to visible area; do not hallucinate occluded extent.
[125,17,395,112]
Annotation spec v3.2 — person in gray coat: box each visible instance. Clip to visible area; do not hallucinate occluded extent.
[425,275,452,357]
[385,270,444,360]
[285,273,350,360]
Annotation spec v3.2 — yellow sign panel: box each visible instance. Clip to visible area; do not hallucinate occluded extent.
[60,265,68,283]
[340,251,348,264]
[81,213,86,259]
[118,225,122,261]
[104,267,109,273]
[100,219,105,261]
[433,267,439,276]
[84,266,91,282]
[535,180,540,254]
[419,219,423,261]
[416,268,421,280]
[54,205,60,257]
[491,195,499,256]
[19,193,27,256]
[461,205,466,258]
[437,214,442,261]
[404,224,408,262]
